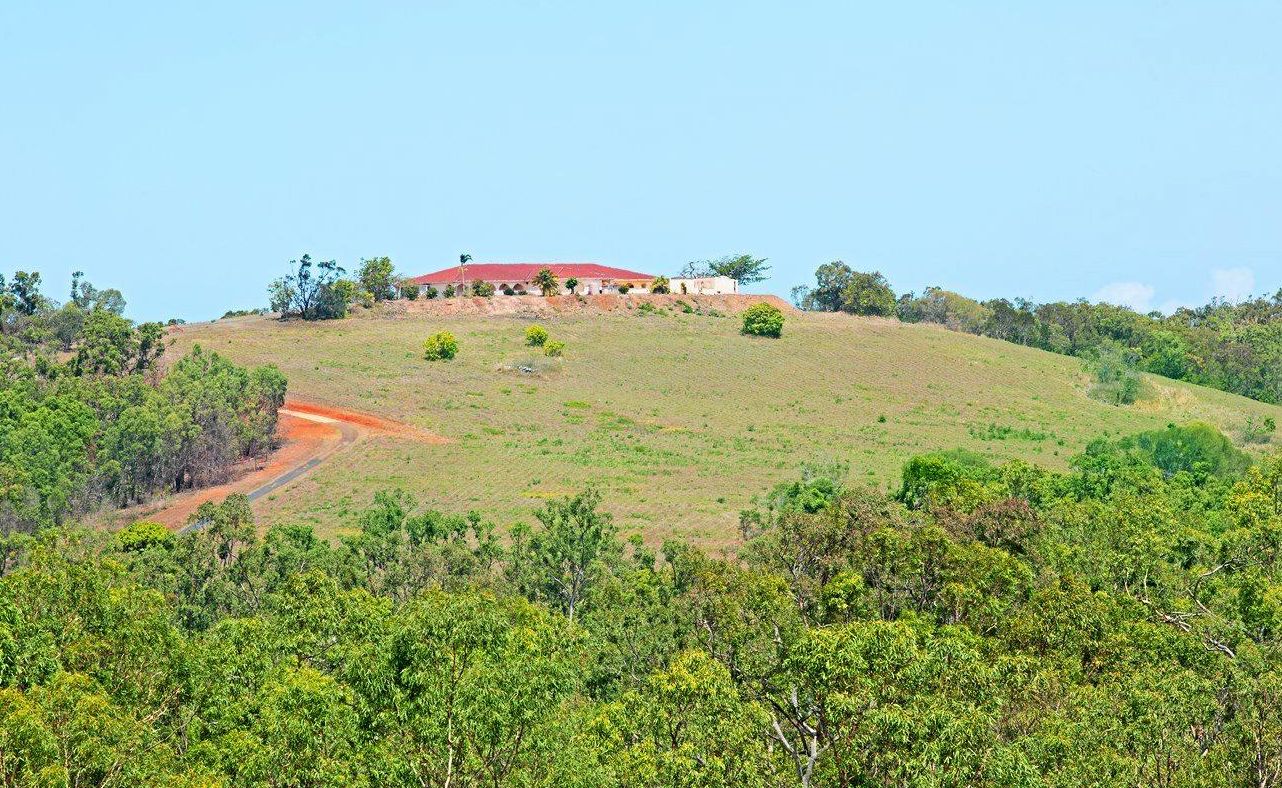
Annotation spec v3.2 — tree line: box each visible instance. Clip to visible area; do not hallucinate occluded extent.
[0,270,286,539]
[6,419,1282,784]
[793,261,1282,405]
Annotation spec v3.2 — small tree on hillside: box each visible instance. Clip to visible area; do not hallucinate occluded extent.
[684,254,771,285]
[650,276,671,294]
[472,280,496,298]
[525,325,549,347]
[795,261,897,316]
[357,257,397,301]
[533,268,559,297]
[424,331,459,361]
[839,270,897,316]
[268,254,348,320]
[741,302,784,338]
[565,277,579,295]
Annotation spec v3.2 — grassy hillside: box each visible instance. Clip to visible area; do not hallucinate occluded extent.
[170,302,1282,547]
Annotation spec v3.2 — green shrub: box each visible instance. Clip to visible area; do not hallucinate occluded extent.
[543,339,566,357]
[333,279,358,305]
[617,284,631,294]
[443,284,456,298]
[650,276,671,294]
[116,520,175,552]
[741,302,784,338]
[472,280,496,298]
[424,285,438,299]
[525,325,550,347]
[402,283,421,300]
[1086,343,1144,405]
[1244,415,1276,444]
[424,331,459,361]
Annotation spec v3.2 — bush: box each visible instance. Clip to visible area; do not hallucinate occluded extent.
[472,280,496,298]
[650,276,671,294]
[617,284,631,294]
[1087,344,1144,406]
[502,287,515,296]
[741,302,784,338]
[443,284,456,298]
[525,325,549,347]
[116,520,175,552]
[402,283,421,300]
[424,285,438,300]
[543,340,566,357]
[424,331,459,361]
[1243,415,1276,445]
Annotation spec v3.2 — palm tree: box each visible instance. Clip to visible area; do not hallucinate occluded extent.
[459,253,472,294]
[533,267,559,297]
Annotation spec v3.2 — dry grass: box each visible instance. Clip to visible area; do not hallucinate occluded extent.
[169,302,1282,548]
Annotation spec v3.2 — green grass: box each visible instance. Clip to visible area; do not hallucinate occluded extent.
[174,308,1282,548]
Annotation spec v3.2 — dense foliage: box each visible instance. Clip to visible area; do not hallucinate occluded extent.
[8,416,1282,784]
[270,254,416,319]
[742,302,785,338]
[0,272,286,540]
[795,263,1282,405]
[423,331,459,361]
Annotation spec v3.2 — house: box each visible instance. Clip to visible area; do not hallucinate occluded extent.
[409,262,658,295]
[668,275,739,295]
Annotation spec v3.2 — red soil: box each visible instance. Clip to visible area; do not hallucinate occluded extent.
[283,399,450,443]
[118,400,446,530]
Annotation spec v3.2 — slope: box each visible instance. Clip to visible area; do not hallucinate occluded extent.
[168,301,1282,547]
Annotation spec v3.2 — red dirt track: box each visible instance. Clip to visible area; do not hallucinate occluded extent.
[122,400,445,529]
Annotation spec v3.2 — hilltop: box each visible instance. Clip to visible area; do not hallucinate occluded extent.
[168,296,1282,546]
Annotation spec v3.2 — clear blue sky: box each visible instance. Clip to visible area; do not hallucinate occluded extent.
[2,2,1280,321]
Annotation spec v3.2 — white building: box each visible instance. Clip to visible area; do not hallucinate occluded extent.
[668,275,739,295]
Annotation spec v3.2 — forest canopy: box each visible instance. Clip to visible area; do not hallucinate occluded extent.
[4,420,1282,785]
[0,271,286,539]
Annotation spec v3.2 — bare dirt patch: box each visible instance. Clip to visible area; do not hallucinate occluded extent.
[375,292,792,319]
[112,400,447,531]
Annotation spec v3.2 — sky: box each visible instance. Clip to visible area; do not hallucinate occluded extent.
[2,1,1280,322]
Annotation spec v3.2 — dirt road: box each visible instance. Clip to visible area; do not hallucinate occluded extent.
[125,400,445,531]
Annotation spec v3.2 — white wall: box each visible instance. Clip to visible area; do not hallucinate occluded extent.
[669,276,738,295]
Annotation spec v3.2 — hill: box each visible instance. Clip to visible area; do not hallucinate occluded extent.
[168,296,1282,546]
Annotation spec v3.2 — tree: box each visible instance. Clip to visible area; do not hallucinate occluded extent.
[565,277,579,295]
[533,268,559,297]
[8,271,45,316]
[797,261,852,312]
[72,310,166,376]
[839,270,897,316]
[650,276,671,294]
[356,257,397,301]
[522,488,617,622]
[686,254,771,285]
[268,255,347,320]
[741,302,784,338]
[459,253,472,294]
[471,280,496,298]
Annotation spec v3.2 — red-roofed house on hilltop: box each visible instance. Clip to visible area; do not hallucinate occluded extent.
[409,262,658,296]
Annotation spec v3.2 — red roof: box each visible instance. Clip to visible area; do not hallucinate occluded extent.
[409,262,655,286]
